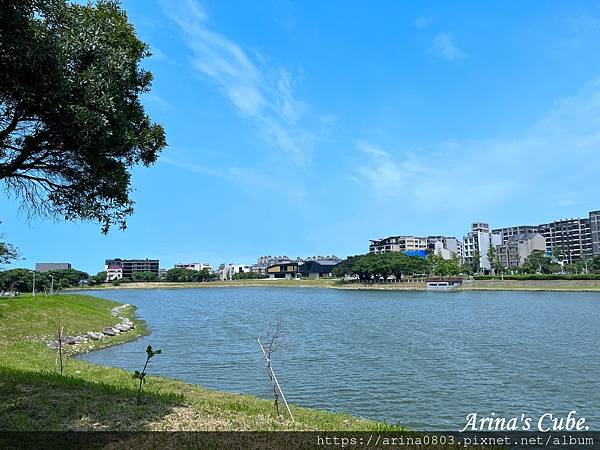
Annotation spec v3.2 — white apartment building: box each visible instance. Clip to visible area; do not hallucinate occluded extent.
[219,264,252,280]
[105,264,123,281]
[175,262,212,273]
[462,222,502,272]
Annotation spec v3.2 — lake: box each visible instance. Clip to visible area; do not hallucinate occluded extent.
[76,287,600,430]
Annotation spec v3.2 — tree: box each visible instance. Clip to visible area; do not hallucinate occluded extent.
[471,251,481,274]
[487,246,504,276]
[0,222,18,266]
[46,268,89,287]
[589,256,600,274]
[0,0,166,233]
[0,240,17,265]
[430,253,461,276]
[131,270,158,282]
[521,250,553,274]
[163,268,215,282]
[89,271,107,285]
[232,271,265,280]
[0,268,36,292]
[332,252,429,281]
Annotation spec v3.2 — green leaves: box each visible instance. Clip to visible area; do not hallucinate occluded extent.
[0,0,167,233]
[334,253,431,280]
[135,344,162,404]
[146,345,161,359]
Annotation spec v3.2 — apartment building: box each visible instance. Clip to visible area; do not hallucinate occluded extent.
[496,233,547,268]
[369,235,461,259]
[426,236,462,260]
[462,223,502,271]
[538,218,591,263]
[492,226,539,244]
[591,211,600,255]
[175,262,212,272]
[104,258,160,280]
[369,236,428,255]
[493,210,600,262]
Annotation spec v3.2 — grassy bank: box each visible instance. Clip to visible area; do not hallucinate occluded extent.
[461,279,600,291]
[0,294,399,431]
[80,278,338,290]
[78,277,600,292]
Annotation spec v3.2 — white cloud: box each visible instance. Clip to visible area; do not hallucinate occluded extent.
[160,0,313,165]
[351,79,600,213]
[432,33,467,61]
[160,155,306,201]
[414,16,431,29]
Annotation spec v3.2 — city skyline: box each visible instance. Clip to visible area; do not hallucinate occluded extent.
[3,0,600,274]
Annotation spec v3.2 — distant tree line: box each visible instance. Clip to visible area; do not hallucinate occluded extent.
[0,268,89,293]
[332,252,461,280]
[232,272,267,280]
[333,250,600,281]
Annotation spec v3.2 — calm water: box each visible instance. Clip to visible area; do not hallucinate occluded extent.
[76,288,600,430]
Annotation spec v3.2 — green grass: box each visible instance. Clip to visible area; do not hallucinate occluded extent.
[0,294,403,431]
[80,278,338,290]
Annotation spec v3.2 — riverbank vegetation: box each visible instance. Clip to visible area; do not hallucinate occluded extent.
[332,252,461,280]
[0,293,400,431]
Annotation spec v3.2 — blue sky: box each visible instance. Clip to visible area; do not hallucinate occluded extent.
[3,0,600,274]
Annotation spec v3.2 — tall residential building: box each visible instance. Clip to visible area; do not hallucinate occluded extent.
[462,223,502,271]
[369,235,460,259]
[35,263,72,272]
[492,226,539,244]
[369,236,428,255]
[537,218,591,263]
[426,236,462,260]
[496,233,547,269]
[104,258,159,280]
[591,211,600,255]
[493,210,600,263]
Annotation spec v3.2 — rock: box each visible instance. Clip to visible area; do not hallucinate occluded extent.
[115,323,131,332]
[65,336,77,345]
[102,327,119,336]
[86,331,104,340]
[111,304,131,316]
[47,340,59,349]
[73,335,88,344]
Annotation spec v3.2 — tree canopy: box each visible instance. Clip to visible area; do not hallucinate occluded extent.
[0,267,88,292]
[163,268,216,282]
[332,253,430,280]
[0,0,166,232]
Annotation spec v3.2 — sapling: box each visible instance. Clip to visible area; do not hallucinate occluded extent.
[133,345,161,405]
[257,320,294,421]
[54,314,65,375]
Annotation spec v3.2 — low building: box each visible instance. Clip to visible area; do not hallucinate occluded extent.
[299,260,340,278]
[104,258,159,280]
[496,233,547,269]
[175,262,212,273]
[35,263,71,272]
[218,263,252,280]
[106,264,123,281]
[267,262,299,279]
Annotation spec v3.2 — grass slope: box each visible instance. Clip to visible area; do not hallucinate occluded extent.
[0,294,400,431]
[80,278,338,290]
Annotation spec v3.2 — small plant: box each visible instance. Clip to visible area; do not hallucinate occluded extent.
[257,320,294,421]
[54,313,65,375]
[133,345,161,405]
